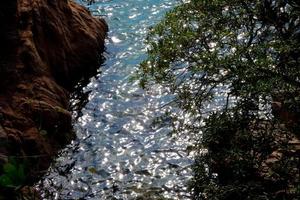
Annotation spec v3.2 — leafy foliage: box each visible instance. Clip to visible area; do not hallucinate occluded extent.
[0,158,26,189]
[139,0,300,199]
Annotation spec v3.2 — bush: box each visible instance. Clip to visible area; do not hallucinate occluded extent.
[138,0,300,199]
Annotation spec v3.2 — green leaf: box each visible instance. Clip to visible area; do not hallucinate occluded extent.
[3,163,17,176]
[0,175,13,187]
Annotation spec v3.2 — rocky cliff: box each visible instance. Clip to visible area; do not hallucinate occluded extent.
[0,0,107,185]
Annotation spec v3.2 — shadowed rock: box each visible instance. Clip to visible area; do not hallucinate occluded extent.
[0,0,107,183]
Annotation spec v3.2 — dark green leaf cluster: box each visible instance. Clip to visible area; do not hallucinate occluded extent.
[0,158,26,189]
[139,0,300,199]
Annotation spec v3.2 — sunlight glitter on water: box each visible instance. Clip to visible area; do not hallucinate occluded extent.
[36,0,196,199]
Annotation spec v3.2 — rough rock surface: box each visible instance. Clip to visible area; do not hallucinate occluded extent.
[0,0,107,182]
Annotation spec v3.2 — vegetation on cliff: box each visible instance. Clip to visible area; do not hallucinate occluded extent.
[139,0,300,199]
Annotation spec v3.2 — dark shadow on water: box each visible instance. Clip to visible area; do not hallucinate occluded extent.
[69,52,107,120]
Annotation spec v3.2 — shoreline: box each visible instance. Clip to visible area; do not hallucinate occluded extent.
[0,0,107,195]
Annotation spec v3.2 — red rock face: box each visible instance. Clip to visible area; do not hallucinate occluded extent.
[0,0,107,181]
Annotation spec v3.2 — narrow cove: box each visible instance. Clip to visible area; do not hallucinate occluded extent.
[36,0,194,199]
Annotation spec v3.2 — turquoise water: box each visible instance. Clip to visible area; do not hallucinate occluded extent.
[37,0,195,199]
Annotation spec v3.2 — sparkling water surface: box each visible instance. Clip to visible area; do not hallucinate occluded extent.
[37,0,195,199]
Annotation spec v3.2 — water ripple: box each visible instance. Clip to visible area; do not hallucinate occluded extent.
[37,0,194,199]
